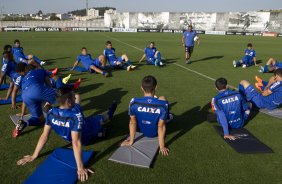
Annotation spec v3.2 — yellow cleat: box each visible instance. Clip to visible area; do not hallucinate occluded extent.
[62,74,72,84]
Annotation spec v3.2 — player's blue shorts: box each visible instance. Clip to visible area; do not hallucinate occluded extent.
[245,85,265,108]
[81,115,103,145]
[22,86,56,117]
[242,56,254,66]
[109,57,124,66]
[90,58,101,68]
[274,61,282,69]
[147,58,156,65]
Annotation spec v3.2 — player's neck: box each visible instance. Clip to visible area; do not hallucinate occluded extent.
[59,104,72,109]
[144,92,155,98]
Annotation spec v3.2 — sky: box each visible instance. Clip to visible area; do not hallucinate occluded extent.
[1,0,282,14]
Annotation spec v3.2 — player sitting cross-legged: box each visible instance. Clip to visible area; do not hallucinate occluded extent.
[211,78,251,140]
[121,75,173,156]
[239,68,282,110]
[233,43,257,68]
[104,41,136,71]
[139,42,164,66]
[16,86,117,182]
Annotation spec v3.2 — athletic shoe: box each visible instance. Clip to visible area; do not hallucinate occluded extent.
[186,60,191,64]
[127,65,136,72]
[242,64,247,68]
[130,65,136,69]
[40,61,46,66]
[255,76,263,84]
[73,78,81,90]
[159,61,164,66]
[255,83,263,93]
[51,68,58,77]
[62,74,72,84]
[233,60,237,68]
[107,101,118,120]
[12,120,27,138]
[258,66,265,73]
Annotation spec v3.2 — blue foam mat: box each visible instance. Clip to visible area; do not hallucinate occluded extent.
[24,148,93,184]
[69,66,88,72]
[0,95,22,105]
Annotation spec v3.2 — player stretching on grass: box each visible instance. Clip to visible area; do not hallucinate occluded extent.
[71,47,109,77]
[211,78,251,140]
[121,75,173,156]
[233,43,257,68]
[182,25,200,64]
[239,68,282,110]
[259,57,282,73]
[16,87,117,182]
[104,41,136,71]
[139,42,164,66]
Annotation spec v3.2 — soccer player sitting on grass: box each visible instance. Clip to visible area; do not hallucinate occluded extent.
[12,39,45,66]
[259,57,282,73]
[71,47,109,77]
[104,41,136,71]
[16,87,117,182]
[211,78,251,140]
[139,42,164,66]
[239,68,282,110]
[12,63,57,137]
[121,75,171,156]
[233,43,257,68]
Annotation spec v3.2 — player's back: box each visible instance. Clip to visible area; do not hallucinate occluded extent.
[213,90,247,128]
[21,69,48,90]
[1,59,17,77]
[46,104,84,143]
[129,97,168,137]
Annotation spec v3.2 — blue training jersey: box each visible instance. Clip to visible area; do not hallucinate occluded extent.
[262,81,282,109]
[144,47,157,60]
[212,90,250,135]
[12,47,26,62]
[244,49,256,60]
[1,59,22,87]
[104,48,117,62]
[21,69,49,90]
[183,30,197,47]
[76,54,93,69]
[129,97,169,138]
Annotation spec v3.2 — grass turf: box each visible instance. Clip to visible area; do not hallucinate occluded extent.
[0,32,282,183]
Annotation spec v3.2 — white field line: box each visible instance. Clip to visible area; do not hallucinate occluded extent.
[104,34,238,90]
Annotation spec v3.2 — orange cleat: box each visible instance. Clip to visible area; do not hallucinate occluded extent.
[73,78,81,90]
[255,76,263,84]
[51,68,58,77]
[255,83,263,93]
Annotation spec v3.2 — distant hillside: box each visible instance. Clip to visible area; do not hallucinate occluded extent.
[68,7,116,16]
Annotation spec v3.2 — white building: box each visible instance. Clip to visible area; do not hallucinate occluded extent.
[88,8,99,18]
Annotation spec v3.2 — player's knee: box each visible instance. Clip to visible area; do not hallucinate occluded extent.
[158,96,167,101]
[240,80,249,88]
[28,55,33,59]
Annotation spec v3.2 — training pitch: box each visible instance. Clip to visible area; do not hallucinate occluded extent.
[0,32,282,183]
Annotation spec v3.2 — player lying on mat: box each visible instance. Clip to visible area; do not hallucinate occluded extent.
[12,39,45,66]
[104,41,136,71]
[0,51,23,109]
[17,87,117,182]
[139,42,164,66]
[12,63,57,137]
[239,68,282,110]
[71,47,109,77]
[121,75,173,156]
[211,78,251,140]
[233,43,257,68]
[259,57,282,73]
[50,73,81,91]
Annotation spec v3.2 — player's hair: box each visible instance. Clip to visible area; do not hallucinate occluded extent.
[15,62,27,73]
[142,75,157,93]
[3,44,12,52]
[2,51,13,61]
[14,39,20,44]
[247,43,253,47]
[25,64,36,73]
[215,78,227,90]
[106,41,112,45]
[81,47,87,51]
[188,25,193,28]
[150,42,155,45]
[56,86,74,105]
[274,68,282,78]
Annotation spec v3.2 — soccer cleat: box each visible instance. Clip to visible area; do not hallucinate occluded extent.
[73,78,81,90]
[242,64,247,68]
[51,68,58,77]
[233,60,237,68]
[40,61,46,66]
[127,65,133,72]
[255,83,263,93]
[255,76,263,84]
[186,60,191,64]
[107,101,118,120]
[258,66,265,73]
[62,74,72,84]
[12,119,27,138]
[159,61,164,66]
[130,65,136,69]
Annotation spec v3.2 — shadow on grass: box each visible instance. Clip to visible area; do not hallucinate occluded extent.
[192,56,224,63]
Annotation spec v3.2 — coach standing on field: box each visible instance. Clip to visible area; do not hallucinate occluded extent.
[182,25,200,64]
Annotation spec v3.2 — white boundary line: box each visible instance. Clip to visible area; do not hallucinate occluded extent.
[104,35,238,90]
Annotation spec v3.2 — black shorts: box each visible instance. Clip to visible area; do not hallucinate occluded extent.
[185,46,194,54]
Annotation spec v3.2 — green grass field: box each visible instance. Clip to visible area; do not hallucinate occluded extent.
[0,32,282,184]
